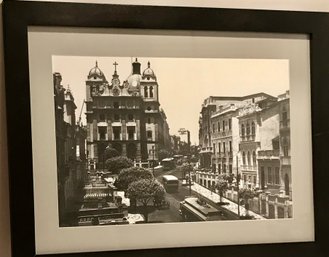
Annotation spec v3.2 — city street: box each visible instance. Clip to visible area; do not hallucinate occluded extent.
[147,168,201,223]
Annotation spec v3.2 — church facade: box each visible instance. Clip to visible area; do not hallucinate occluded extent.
[85,59,171,170]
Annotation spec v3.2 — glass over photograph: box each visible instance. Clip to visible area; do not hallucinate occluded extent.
[52,56,292,227]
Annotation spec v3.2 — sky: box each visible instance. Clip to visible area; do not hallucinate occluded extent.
[52,56,289,144]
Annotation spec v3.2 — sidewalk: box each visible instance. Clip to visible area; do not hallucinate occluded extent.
[191,183,265,220]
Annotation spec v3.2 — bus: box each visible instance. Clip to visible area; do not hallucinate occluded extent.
[162,175,179,193]
[179,197,227,222]
[161,158,176,171]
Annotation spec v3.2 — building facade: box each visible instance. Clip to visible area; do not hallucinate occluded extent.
[85,59,171,170]
[198,93,276,186]
[54,72,87,226]
[197,91,293,218]
[278,91,291,199]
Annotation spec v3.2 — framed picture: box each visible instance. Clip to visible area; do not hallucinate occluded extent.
[3,1,329,257]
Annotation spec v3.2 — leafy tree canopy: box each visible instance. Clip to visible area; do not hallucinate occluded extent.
[105,156,133,174]
[158,149,171,161]
[104,146,120,161]
[127,179,165,206]
[238,188,256,200]
[177,163,193,172]
[115,167,153,191]
[127,179,165,222]
[216,174,229,197]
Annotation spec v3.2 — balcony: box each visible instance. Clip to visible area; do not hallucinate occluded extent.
[92,105,140,110]
[219,130,232,138]
[240,165,257,172]
[97,122,107,127]
[258,149,279,159]
[240,134,256,142]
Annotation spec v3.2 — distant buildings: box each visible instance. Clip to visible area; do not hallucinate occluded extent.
[85,59,171,169]
[197,91,292,203]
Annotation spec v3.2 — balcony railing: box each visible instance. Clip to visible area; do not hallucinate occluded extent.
[240,165,257,172]
[258,149,280,159]
[215,152,233,158]
[240,134,256,141]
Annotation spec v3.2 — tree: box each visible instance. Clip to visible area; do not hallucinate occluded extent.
[127,179,165,222]
[238,188,255,216]
[104,146,120,161]
[222,173,234,185]
[177,163,193,179]
[115,167,153,191]
[215,174,229,202]
[105,156,133,174]
[158,149,171,162]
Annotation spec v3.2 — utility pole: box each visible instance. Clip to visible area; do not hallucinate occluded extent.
[188,160,192,196]
[152,145,155,177]
[236,156,240,218]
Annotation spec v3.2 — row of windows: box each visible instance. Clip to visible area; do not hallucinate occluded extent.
[216,163,233,173]
[261,166,280,185]
[242,151,257,166]
[143,86,154,98]
[98,114,154,124]
[98,127,153,141]
[241,121,256,136]
[212,118,232,133]
[98,127,135,140]
[213,141,232,154]
[242,175,257,185]
[93,100,138,109]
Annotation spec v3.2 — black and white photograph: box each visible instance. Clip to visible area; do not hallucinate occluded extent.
[53,56,292,227]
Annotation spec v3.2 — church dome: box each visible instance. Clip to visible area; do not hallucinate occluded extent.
[127,58,141,89]
[127,74,141,88]
[88,61,106,80]
[142,61,156,80]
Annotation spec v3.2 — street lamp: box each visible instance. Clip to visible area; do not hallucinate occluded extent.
[152,145,155,176]
[178,128,192,196]
[236,156,240,218]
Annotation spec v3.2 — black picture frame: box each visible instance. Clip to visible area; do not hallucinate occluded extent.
[2,0,329,257]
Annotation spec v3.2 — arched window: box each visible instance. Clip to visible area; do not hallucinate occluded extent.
[149,86,154,98]
[247,151,251,165]
[246,122,250,135]
[144,86,148,97]
[252,151,256,165]
[242,152,246,164]
[241,124,245,136]
[251,122,255,135]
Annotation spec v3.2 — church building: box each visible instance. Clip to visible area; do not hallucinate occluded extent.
[85,58,171,169]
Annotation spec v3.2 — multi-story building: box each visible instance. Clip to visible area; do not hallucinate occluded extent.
[211,104,239,175]
[85,59,171,169]
[199,96,244,169]
[257,102,281,192]
[278,91,291,199]
[197,91,292,218]
[54,72,87,226]
[198,93,276,188]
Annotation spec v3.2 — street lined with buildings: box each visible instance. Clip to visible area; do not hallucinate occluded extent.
[53,57,293,226]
